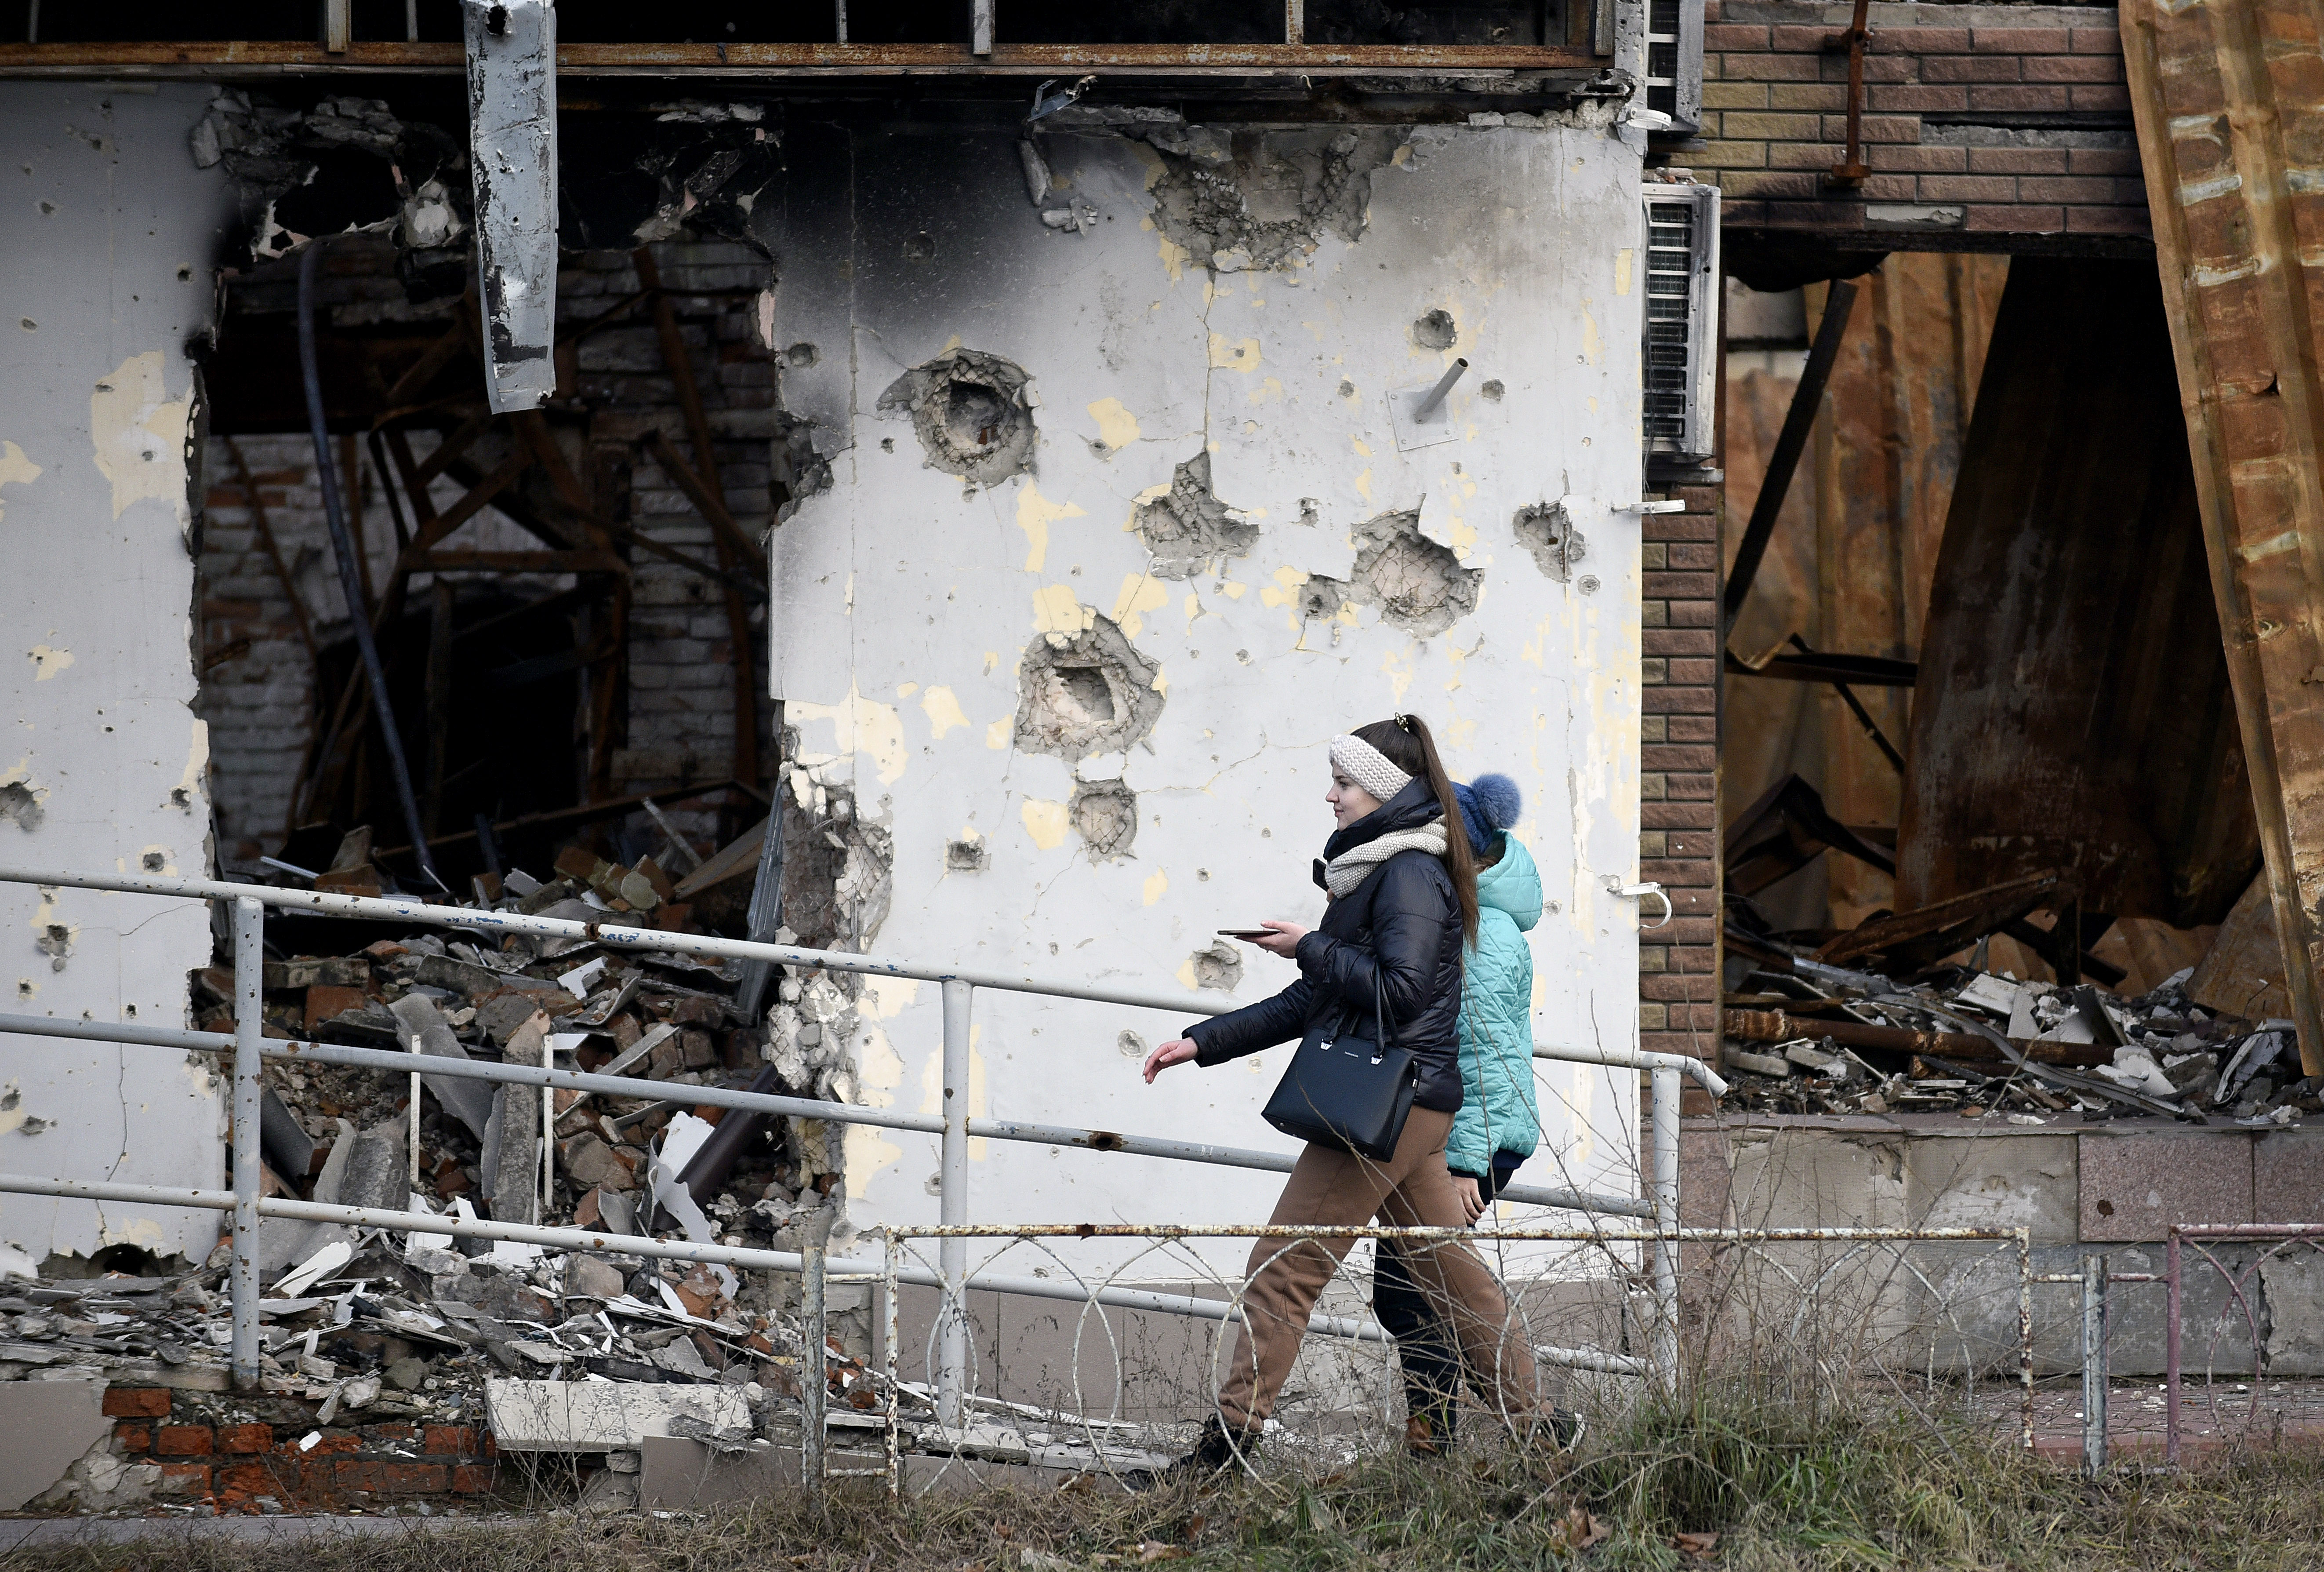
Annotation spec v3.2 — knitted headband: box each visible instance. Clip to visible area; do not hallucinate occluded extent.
[1329,734,1413,803]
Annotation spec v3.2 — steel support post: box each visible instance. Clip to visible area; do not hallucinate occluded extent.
[2082,1252,2109,1475]
[1649,1063,1681,1388]
[230,895,264,1390]
[802,1236,826,1500]
[938,978,972,1429]
[2166,1229,2182,1463]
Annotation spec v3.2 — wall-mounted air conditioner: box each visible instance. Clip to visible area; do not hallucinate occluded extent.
[1641,182,1720,467]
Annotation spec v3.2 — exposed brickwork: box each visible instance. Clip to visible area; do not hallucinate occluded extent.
[99,1385,503,1514]
[196,238,781,869]
[1696,3,2149,246]
[1640,484,1721,1062]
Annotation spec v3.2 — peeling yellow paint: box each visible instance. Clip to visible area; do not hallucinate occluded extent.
[1391,144,1413,166]
[90,353,192,521]
[1150,665,1170,695]
[1111,574,1171,638]
[1614,249,1634,296]
[1208,333,1262,372]
[1143,866,1169,906]
[1183,592,1203,633]
[1015,483,1087,573]
[1218,579,1248,600]
[896,681,919,698]
[174,720,208,812]
[1350,435,1372,457]
[919,685,970,739]
[1021,797,1070,850]
[27,644,72,681]
[790,683,911,785]
[983,651,999,675]
[1258,565,1310,609]
[1088,397,1141,449]
[0,441,40,524]
[1249,376,1285,404]
[986,717,1013,750]
[863,977,920,1021]
[1354,468,1373,504]
[1156,230,1192,283]
[1032,585,1098,637]
[1380,646,1416,704]
[1580,308,1602,365]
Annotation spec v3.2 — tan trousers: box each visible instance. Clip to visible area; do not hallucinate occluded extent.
[1214,1106,1539,1430]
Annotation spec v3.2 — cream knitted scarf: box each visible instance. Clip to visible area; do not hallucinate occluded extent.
[1322,821,1449,899]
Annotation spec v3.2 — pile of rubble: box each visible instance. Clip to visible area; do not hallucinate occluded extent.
[1719,956,2318,1125]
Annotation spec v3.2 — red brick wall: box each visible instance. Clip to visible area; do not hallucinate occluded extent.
[1640,483,1721,1062]
[1696,3,2149,246]
[102,1386,500,1513]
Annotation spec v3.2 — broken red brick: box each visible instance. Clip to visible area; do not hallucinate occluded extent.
[102,1387,171,1418]
[423,1425,479,1457]
[217,1423,272,1454]
[155,1424,214,1456]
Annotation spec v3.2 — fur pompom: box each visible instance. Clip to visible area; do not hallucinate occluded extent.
[1467,772,1522,832]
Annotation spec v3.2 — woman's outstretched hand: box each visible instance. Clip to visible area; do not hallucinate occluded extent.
[1244,921,1308,958]
[1143,1037,1200,1083]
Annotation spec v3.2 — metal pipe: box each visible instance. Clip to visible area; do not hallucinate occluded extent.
[937,978,972,1430]
[1536,1343,1648,1376]
[1534,1039,1729,1097]
[0,1172,1388,1340]
[0,1011,1656,1220]
[1413,357,1467,420]
[0,866,1229,1019]
[2082,1252,2108,1475]
[2166,1227,2182,1464]
[1649,1063,1681,1389]
[230,896,263,1390]
[803,1233,826,1499]
[296,244,440,890]
[966,1114,1652,1218]
[0,1012,950,1139]
[971,0,994,55]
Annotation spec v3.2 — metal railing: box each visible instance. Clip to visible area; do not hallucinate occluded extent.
[0,863,1724,1430]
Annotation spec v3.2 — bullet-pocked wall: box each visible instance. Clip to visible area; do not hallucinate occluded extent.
[762,115,1652,1268]
[0,85,236,1272]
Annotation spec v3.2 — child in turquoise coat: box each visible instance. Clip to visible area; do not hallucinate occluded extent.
[1371,772,1556,1454]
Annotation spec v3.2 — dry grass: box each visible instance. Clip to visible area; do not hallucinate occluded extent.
[11,1379,2324,1572]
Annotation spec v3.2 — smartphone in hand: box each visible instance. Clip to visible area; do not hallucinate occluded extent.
[1217,927,1274,940]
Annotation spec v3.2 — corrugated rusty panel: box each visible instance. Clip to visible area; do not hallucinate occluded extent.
[1721,256,2003,934]
[2121,0,2324,1077]
[1894,258,2258,931]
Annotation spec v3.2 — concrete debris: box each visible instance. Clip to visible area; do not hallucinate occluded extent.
[1131,450,1259,579]
[1068,780,1139,860]
[1512,501,1588,582]
[1141,126,1399,273]
[1313,509,1485,637]
[1013,614,1167,762]
[1718,942,2318,1126]
[876,348,1037,487]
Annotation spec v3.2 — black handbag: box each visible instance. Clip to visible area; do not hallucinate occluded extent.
[1261,969,1418,1162]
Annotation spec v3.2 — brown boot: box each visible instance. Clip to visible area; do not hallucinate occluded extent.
[1405,1412,1444,1459]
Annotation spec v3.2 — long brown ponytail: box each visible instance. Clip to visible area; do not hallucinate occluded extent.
[1351,713,1479,945]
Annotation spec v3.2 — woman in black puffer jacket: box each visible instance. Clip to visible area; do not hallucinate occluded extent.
[1133,714,1543,1482]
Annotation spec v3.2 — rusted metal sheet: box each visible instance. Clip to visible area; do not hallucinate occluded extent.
[1895,258,2259,935]
[2121,0,2324,1077]
[0,42,1596,78]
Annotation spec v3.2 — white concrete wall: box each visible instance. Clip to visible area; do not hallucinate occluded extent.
[0,84,236,1272]
[763,117,1651,1279]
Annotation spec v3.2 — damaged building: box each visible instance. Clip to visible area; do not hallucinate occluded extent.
[11,0,2323,1519]
[0,0,1699,1514]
